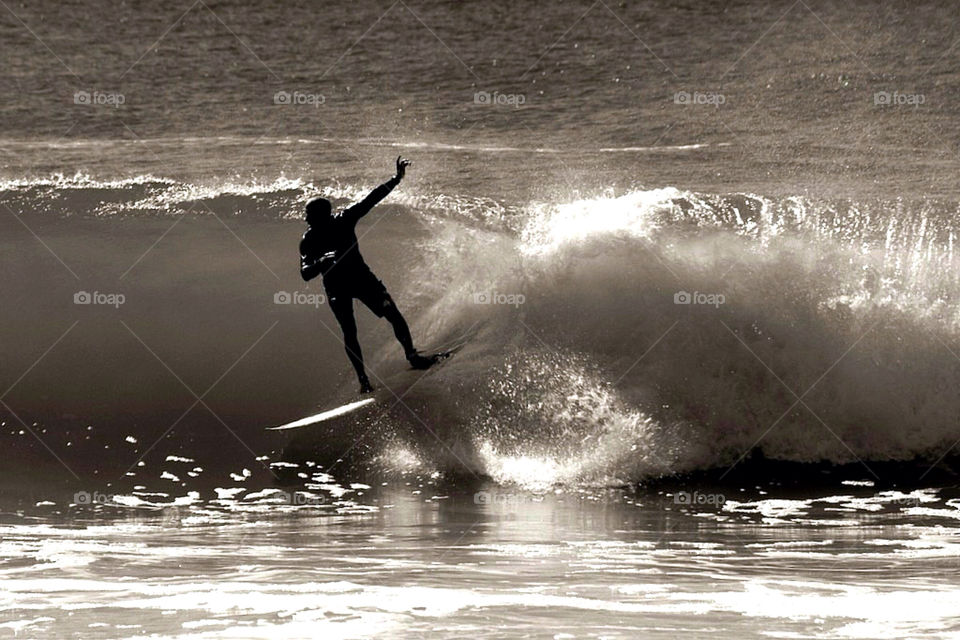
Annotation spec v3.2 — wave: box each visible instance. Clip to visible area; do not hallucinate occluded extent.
[339,186,960,488]
[0,136,732,157]
[6,174,960,487]
[0,173,520,228]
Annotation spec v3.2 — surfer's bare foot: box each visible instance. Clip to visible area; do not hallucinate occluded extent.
[358,376,374,394]
[407,352,439,370]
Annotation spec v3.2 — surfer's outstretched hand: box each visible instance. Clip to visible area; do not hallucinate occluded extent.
[395,155,411,181]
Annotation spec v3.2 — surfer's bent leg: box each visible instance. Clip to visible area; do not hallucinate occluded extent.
[381,300,438,369]
[355,274,418,360]
[356,273,436,370]
[330,296,373,393]
[382,302,435,369]
[381,301,416,358]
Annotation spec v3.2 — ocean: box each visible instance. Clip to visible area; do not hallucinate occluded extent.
[3,0,960,637]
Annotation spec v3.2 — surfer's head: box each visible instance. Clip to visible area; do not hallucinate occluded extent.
[305,197,332,227]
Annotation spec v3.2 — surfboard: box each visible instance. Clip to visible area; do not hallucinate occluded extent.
[266,397,376,431]
[266,334,473,432]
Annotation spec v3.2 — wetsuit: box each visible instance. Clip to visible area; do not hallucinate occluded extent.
[300,176,421,386]
[299,176,401,319]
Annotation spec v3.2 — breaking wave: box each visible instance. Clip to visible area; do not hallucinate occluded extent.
[6,175,960,488]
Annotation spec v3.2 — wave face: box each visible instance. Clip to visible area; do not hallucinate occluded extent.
[389,187,960,487]
[5,177,960,488]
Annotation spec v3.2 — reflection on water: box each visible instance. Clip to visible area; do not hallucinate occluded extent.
[2,478,960,639]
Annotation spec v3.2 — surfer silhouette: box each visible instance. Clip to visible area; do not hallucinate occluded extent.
[300,156,437,393]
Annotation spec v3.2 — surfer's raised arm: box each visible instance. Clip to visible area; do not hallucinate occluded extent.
[342,156,411,223]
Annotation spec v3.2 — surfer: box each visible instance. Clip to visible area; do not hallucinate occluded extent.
[300,156,437,393]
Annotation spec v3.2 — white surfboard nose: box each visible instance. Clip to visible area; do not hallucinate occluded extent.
[267,397,377,431]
